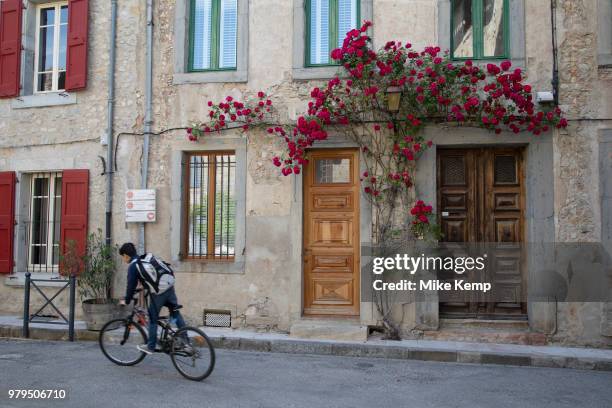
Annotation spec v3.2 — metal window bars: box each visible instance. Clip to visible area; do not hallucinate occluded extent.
[187,152,236,260]
[26,172,62,273]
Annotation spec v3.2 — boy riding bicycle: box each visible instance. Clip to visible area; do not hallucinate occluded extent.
[118,242,186,355]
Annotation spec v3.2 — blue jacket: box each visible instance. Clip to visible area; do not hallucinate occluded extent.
[124,257,141,304]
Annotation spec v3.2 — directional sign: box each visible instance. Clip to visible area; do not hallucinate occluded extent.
[125,189,156,223]
[126,189,156,200]
[125,211,156,223]
[125,200,156,211]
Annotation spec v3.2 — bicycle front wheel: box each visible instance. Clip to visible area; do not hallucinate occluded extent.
[99,319,148,366]
[170,326,216,381]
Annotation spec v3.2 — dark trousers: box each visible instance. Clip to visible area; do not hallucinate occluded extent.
[147,287,186,351]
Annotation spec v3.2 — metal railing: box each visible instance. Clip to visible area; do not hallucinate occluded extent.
[22,272,76,341]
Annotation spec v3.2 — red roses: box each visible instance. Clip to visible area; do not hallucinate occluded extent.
[410,200,433,225]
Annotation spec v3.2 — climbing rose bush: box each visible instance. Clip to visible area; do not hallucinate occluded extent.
[187,92,275,141]
[188,21,567,240]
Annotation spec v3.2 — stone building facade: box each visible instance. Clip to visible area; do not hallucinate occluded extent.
[0,0,610,347]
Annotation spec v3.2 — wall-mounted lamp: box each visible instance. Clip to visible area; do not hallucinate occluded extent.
[385,86,402,112]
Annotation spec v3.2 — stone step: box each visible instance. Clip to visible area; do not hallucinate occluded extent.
[440,318,529,332]
[423,319,544,346]
[289,319,368,342]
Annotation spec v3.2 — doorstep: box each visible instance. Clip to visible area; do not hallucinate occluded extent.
[289,318,368,342]
[1,316,612,371]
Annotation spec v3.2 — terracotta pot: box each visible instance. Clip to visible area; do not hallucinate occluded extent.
[82,299,118,331]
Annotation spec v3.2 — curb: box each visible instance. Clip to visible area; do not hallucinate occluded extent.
[208,336,612,371]
[2,325,612,372]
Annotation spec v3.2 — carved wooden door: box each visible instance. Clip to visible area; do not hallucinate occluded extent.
[303,149,360,316]
[437,148,526,318]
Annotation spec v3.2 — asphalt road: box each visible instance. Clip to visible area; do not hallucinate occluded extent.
[1,338,611,408]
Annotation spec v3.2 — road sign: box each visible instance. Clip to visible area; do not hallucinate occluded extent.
[125,189,156,223]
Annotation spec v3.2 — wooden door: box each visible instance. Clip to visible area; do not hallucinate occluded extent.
[303,149,360,316]
[437,148,526,318]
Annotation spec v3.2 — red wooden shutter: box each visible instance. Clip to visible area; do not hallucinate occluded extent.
[65,0,88,91]
[0,172,16,273]
[60,169,89,274]
[0,0,22,98]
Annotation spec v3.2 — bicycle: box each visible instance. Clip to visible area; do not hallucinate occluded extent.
[98,290,215,381]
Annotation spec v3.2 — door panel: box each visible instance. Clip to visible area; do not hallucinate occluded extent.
[438,148,526,319]
[303,149,360,316]
[484,149,525,315]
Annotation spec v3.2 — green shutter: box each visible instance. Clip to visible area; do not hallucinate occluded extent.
[450,0,509,60]
[189,0,237,72]
[305,0,360,67]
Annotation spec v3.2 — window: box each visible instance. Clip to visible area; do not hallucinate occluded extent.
[34,2,68,93]
[27,172,62,272]
[451,0,508,60]
[315,158,351,183]
[306,0,359,66]
[189,0,237,71]
[184,152,236,260]
[598,0,612,66]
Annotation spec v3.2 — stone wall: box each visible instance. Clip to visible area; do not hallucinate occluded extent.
[0,0,610,345]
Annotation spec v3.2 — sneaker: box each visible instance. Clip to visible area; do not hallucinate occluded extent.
[137,344,154,355]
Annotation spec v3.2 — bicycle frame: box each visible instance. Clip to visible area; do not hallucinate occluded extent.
[119,295,180,354]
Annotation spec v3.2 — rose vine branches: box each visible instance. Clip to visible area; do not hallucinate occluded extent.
[188,21,567,338]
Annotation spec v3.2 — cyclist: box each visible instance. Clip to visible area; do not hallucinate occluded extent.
[118,242,187,355]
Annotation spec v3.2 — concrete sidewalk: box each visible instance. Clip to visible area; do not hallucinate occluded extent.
[1,316,611,371]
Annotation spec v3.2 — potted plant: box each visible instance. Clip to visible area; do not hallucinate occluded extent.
[62,230,118,330]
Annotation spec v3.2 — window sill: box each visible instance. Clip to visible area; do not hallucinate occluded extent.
[598,54,612,67]
[292,66,345,81]
[11,92,77,109]
[173,70,248,84]
[4,272,68,287]
[172,260,245,275]
[450,57,525,67]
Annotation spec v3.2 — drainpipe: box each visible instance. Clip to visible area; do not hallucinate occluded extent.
[550,0,559,106]
[105,0,118,249]
[139,0,154,254]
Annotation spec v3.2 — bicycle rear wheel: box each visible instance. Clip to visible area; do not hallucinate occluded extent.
[170,326,215,381]
[99,319,148,366]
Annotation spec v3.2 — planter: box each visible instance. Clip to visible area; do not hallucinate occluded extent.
[82,299,119,331]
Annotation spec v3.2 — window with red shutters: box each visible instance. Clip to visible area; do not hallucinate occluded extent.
[0,172,16,273]
[60,169,89,274]
[0,0,23,98]
[65,0,88,91]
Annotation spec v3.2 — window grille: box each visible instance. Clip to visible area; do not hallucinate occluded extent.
[185,152,236,260]
[26,172,63,273]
